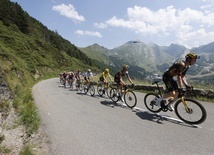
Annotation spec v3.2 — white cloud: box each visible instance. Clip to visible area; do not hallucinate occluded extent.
[94,22,108,29]
[52,3,85,22]
[101,5,214,47]
[75,30,102,38]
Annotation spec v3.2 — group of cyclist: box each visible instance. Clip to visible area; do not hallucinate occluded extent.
[60,52,200,111]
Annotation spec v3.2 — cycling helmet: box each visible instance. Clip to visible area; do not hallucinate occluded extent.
[185,52,200,59]
[105,68,109,73]
[123,64,129,69]
[88,69,91,72]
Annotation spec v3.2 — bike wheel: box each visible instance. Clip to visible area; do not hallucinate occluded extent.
[83,85,88,94]
[106,86,113,98]
[60,78,64,85]
[89,85,95,96]
[109,88,119,103]
[174,98,207,124]
[124,90,137,108]
[97,83,104,96]
[144,93,162,113]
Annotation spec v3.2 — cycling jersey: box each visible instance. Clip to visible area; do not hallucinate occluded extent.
[68,73,75,80]
[165,60,189,77]
[62,73,67,79]
[163,60,189,91]
[84,71,93,80]
[114,70,129,83]
[100,72,110,78]
[75,71,81,80]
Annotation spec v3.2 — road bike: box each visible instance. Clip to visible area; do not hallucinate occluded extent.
[110,85,137,108]
[83,82,95,96]
[97,82,115,98]
[59,74,64,85]
[144,81,207,125]
[75,79,84,91]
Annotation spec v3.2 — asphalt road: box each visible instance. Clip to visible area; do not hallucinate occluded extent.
[32,78,214,155]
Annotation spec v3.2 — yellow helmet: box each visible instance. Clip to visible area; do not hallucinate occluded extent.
[105,68,109,73]
[185,53,200,59]
[123,64,129,69]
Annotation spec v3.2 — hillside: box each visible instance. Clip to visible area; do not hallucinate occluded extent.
[0,0,100,154]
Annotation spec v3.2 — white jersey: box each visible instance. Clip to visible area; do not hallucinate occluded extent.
[84,71,93,78]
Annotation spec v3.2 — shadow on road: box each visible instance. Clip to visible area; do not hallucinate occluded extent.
[100,100,117,108]
[134,109,198,128]
[100,100,130,109]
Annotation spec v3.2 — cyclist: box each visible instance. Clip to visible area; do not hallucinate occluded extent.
[62,71,68,87]
[154,52,200,111]
[114,64,134,101]
[75,70,82,88]
[68,71,75,88]
[99,68,113,95]
[99,68,113,84]
[84,69,94,88]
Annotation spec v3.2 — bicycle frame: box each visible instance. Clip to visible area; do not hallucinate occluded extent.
[152,81,163,97]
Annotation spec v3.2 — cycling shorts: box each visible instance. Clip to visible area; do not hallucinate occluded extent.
[162,72,178,92]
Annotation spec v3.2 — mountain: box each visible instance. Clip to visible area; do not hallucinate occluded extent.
[109,41,172,71]
[80,41,214,85]
[161,43,187,57]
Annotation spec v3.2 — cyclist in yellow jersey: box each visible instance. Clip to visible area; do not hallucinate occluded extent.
[99,68,113,84]
[154,52,200,110]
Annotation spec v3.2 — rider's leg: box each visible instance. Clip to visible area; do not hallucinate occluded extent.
[156,77,178,109]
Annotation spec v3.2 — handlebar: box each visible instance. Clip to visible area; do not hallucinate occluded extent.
[178,86,194,98]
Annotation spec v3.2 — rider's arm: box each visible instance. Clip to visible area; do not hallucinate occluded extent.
[126,73,133,84]
[177,75,188,88]
[108,74,113,81]
[91,73,95,81]
[181,75,188,87]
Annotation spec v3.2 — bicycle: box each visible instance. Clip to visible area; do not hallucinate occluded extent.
[59,74,64,85]
[97,82,114,98]
[144,80,207,125]
[75,79,83,91]
[83,82,95,96]
[110,85,137,108]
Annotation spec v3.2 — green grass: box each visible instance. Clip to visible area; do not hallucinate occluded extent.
[13,88,40,135]
[19,145,34,155]
[0,145,11,154]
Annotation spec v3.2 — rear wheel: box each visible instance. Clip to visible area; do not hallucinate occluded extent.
[109,88,119,103]
[97,83,104,96]
[144,93,162,113]
[79,83,83,91]
[83,85,88,94]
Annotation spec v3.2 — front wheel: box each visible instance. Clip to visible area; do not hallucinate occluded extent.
[174,98,207,124]
[124,90,137,108]
[144,93,162,113]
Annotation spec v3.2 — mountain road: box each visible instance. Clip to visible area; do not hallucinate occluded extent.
[32,78,214,155]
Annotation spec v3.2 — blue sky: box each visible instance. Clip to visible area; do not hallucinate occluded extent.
[10,0,214,49]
